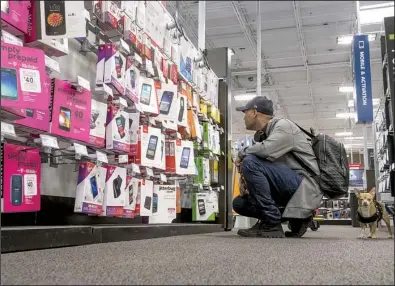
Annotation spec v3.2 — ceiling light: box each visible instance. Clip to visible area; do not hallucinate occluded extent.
[335,132,353,137]
[344,137,364,140]
[348,98,380,108]
[337,34,376,45]
[336,112,356,119]
[359,4,394,25]
[339,86,354,93]
[234,94,256,101]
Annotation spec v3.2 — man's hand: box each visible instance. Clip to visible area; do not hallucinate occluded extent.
[239,177,249,197]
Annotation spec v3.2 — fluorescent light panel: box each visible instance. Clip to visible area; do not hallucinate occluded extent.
[234,94,256,101]
[359,5,394,24]
[339,86,354,93]
[336,112,356,119]
[344,137,364,140]
[348,98,380,107]
[337,34,376,45]
[335,131,353,137]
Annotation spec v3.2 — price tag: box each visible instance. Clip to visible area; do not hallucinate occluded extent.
[146,167,154,177]
[83,9,91,21]
[19,68,41,93]
[134,53,143,65]
[40,134,59,149]
[120,38,130,54]
[160,173,167,182]
[74,143,88,156]
[176,132,182,139]
[1,122,16,137]
[118,154,128,163]
[220,185,225,190]
[45,55,60,73]
[102,83,113,97]
[96,151,108,163]
[132,163,140,173]
[120,98,128,108]
[77,76,90,91]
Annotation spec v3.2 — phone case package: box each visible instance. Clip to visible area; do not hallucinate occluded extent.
[49,79,91,142]
[106,105,130,153]
[124,57,140,104]
[135,125,163,168]
[104,43,126,95]
[102,165,126,217]
[2,143,41,213]
[137,77,159,115]
[149,185,177,224]
[192,192,218,221]
[177,94,188,127]
[1,42,48,110]
[140,179,154,216]
[74,161,106,215]
[123,176,140,218]
[1,0,29,35]
[24,1,85,43]
[157,82,178,122]
[89,99,107,148]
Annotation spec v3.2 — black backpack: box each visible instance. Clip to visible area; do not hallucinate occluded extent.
[293,124,350,199]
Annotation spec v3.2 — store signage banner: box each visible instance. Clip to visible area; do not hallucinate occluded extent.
[353,34,373,124]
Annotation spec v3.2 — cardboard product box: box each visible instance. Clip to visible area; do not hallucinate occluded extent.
[149,185,177,224]
[158,133,166,171]
[137,77,159,115]
[123,176,140,218]
[166,140,195,176]
[194,157,210,185]
[25,38,69,57]
[1,42,48,110]
[1,29,23,46]
[95,44,107,87]
[144,1,165,49]
[25,1,85,42]
[1,0,29,35]
[104,43,126,96]
[106,105,130,153]
[140,179,154,216]
[135,125,163,169]
[49,79,91,142]
[124,57,140,104]
[102,165,126,217]
[192,192,218,221]
[89,99,107,148]
[177,94,188,127]
[74,161,106,215]
[179,36,194,82]
[157,82,178,122]
[128,112,140,156]
[1,143,41,213]
[210,160,219,184]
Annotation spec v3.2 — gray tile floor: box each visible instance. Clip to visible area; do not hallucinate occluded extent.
[1,225,394,285]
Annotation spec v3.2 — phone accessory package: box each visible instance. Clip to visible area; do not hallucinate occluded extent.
[1,42,48,110]
[123,176,140,218]
[2,143,41,213]
[74,161,106,215]
[1,0,29,36]
[138,77,159,115]
[106,105,130,153]
[192,192,218,221]
[89,99,107,148]
[157,82,178,122]
[102,165,126,217]
[177,94,188,127]
[149,185,177,224]
[140,179,154,216]
[135,125,162,168]
[104,43,126,95]
[25,1,85,42]
[49,79,92,142]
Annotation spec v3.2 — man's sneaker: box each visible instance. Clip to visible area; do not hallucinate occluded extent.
[259,223,285,238]
[237,220,262,237]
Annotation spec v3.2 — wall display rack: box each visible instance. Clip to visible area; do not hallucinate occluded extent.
[0,1,234,252]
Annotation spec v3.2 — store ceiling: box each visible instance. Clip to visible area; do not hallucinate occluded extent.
[167,1,393,149]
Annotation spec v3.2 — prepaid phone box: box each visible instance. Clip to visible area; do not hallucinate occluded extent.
[74,161,106,215]
[104,43,126,95]
[95,44,107,86]
[124,57,140,104]
[177,94,188,127]
[106,105,130,153]
[192,192,218,222]
[157,82,178,122]
[135,125,163,169]
[49,79,91,143]
[128,112,140,155]
[158,133,166,170]
[94,1,124,32]
[166,140,195,175]
[138,77,159,115]
[1,0,29,35]
[25,1,85,42]
[123,176,140,218]
[1,42,48,110]
[2,143,41,213]
[140,179,154,216]
[102,165,126,217]
[89,99,107,148]
[149,185,177,224]
[25,38,69,57]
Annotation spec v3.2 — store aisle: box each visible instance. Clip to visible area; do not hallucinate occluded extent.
[1,226,393,285]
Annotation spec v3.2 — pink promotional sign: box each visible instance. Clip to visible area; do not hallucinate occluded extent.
[50,79,91,142]
[1,42,48,110]
[1,0,29,35]
[2,143,41,213]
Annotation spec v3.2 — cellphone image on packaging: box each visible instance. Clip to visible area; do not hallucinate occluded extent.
[25,109,35,118]
[90,175,99,200]
[115,55,123,79]
[44,1,67,36]
[130,70,136,89]
[140,83,152,105]
[153,193,158,213]
[146,135,158,160]
[11,175,23,206]
[90,111,100,129]
[128,184,134,205]
[159,91,174,115]
[58,106,71,132]
[198,199,206,215]
[144,196,152,210]
[113,175,122,199]
[180,147,190,169]
[1,0,9,14]
[1,67,18,101]
[115,115,126,138]
[178,97,185,122]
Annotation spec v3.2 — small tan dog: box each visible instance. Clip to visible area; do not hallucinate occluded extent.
[356,187,393,239]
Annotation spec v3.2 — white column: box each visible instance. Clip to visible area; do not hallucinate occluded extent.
[198,1,206,51]
[256,1,261,97]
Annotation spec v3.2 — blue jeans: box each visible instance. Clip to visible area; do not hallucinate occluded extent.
[233,155,302,224]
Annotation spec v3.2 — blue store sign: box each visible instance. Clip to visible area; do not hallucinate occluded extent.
[353,34,373,124]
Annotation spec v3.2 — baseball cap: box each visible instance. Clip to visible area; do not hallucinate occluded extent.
[235,96,274,116]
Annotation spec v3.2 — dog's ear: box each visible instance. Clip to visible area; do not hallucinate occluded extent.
[354,189,361,198]
[369,187,376,197]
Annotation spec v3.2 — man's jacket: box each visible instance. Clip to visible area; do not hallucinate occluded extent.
[239,117,323,219]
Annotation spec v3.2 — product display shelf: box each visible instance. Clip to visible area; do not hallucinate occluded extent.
[1,1,233,252]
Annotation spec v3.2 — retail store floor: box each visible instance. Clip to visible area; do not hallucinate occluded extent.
[1,225,394,285]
